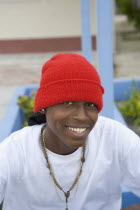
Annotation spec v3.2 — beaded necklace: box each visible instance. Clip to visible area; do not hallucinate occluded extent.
[40,125,86,210]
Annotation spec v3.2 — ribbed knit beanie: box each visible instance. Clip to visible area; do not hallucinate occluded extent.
[34,53,104,113]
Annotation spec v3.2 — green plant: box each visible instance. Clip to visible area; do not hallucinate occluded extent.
[117,82,140,128]
[116,0,140,30]
[17,90,36,126]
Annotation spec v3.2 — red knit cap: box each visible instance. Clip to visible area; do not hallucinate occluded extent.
[34,53,104,113]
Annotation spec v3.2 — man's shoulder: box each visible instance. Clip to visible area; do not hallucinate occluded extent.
[97,116,127,130]
[96,116,138,140]
[0,124,43,152]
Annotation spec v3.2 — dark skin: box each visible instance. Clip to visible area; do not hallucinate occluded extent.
[42,101,98,155]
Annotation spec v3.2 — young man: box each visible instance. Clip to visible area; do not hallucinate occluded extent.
[0,53,140,210]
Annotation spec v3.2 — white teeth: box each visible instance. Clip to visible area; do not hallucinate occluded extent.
[68,127,86,133]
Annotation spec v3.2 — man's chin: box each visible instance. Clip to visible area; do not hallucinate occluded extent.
[66,138,87,149]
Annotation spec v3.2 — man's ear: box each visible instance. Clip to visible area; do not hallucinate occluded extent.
[39,108,46,114]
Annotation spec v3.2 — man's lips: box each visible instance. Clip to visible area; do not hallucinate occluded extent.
[64,125,90,137]
[65,125,90,128]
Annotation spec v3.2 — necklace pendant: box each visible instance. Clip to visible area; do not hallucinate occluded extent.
[65,208,68,210]
[65,191,70,199]
[81,157,85,163]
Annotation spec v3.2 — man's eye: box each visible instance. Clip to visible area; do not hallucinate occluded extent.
[63,101,73,105]
[87,102,96,107]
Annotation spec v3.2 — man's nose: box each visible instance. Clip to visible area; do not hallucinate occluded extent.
[72,105,88,121]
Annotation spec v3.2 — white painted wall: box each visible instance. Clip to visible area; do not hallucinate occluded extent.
[0,0,96,40]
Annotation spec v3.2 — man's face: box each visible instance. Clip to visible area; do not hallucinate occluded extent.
[45,101,98,151]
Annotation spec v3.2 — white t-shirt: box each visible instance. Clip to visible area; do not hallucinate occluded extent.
[0,116,140,210]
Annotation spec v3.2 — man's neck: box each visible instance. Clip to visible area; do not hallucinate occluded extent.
[44,128,78,155]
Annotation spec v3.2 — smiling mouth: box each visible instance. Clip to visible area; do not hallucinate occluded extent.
[68,127,87,134]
